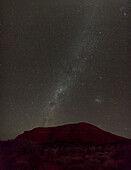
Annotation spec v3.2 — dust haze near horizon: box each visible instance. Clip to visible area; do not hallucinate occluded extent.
[0,0,130,140]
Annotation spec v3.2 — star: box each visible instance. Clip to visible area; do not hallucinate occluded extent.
[94,98,102,104]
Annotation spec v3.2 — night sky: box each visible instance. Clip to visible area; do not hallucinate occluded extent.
[0,0,131,140]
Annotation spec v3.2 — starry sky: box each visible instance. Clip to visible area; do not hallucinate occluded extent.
[0,0,131,140]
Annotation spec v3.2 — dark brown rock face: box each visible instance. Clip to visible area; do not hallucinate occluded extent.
[15,122,128,144]
[0,123,131,170]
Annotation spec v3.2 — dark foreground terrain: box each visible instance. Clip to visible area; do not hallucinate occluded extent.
[0,123,131,170]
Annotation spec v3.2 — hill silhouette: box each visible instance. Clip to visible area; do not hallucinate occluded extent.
[15,122,128,145]
[0,123,131,170]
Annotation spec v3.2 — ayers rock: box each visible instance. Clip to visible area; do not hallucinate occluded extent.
[15,122,129,144]
[0,122,131,170]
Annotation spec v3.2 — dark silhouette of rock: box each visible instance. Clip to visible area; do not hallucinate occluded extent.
[0,122,131,170]
[15,122,129,145]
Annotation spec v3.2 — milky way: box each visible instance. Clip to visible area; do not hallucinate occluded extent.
[40,5,99,126]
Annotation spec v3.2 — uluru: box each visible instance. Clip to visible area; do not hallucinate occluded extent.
[0,122,131,169]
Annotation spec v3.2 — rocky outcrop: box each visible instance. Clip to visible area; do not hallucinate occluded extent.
[0,123,130,170]
[15,122,128,145]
